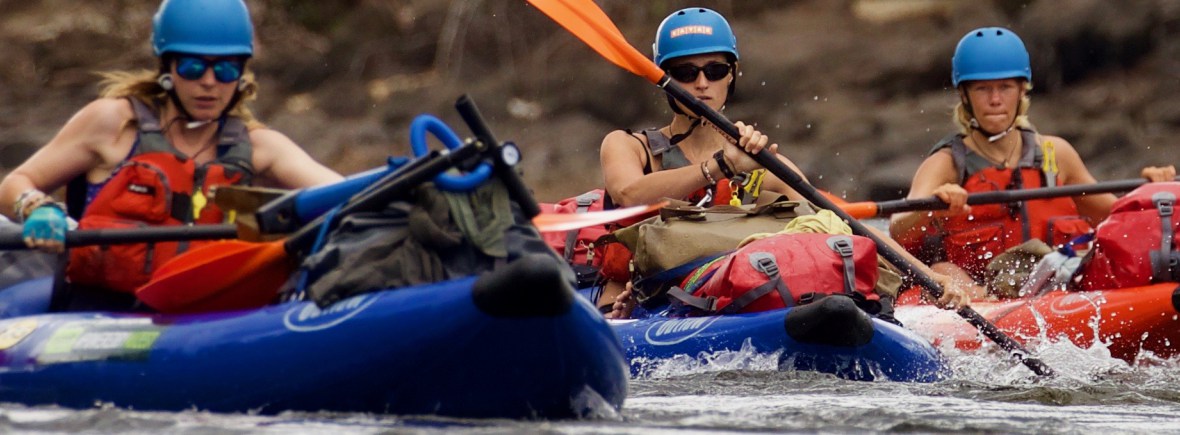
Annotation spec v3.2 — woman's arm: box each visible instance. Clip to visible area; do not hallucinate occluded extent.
[600,129,721,207]
[889,150,966,245]
[249,128,344,189]
[0,98,129,220]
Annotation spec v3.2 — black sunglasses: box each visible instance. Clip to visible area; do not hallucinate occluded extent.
[175,55,245,83]
[667,63,732,83]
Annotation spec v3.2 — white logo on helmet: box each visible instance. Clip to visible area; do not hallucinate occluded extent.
[670,25,713,38]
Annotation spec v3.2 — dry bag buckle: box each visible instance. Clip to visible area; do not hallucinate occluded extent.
[749,252,779,278]
[1156,198,1174,217]
[830,238,854,258]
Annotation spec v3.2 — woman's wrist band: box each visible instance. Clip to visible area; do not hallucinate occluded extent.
[14,189,46,223]
[700,161,717,186]
[713,150,736,179]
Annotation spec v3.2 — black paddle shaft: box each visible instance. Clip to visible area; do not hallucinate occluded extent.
[874,177,1179,216]
[0,224,238,249]
[661,80,1055,376]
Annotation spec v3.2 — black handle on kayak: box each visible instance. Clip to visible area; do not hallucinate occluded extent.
[873,177,1179,217]
[283,147,479,257]
[454,94,542,219]
[660,80,1055,377]
[0,224,239,249]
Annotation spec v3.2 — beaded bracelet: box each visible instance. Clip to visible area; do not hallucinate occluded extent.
[700,161,717,186]
[712,150,736,179]
[14,189,47,223]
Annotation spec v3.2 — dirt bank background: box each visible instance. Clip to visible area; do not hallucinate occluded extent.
[2,0,1177,203]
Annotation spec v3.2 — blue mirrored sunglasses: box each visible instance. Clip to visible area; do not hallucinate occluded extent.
[175,56,245,83]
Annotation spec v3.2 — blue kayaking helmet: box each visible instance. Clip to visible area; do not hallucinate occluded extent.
[654,8,739,117]
[952,27,1030,87]
[653,8,739,68]
[152,0,254,57]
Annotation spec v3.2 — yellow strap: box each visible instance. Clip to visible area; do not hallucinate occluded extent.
[1041,140,1058,175]
[743,169,766,198]
[192,190,208,220]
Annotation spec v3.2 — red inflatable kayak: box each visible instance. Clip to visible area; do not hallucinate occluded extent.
[894,283,1180,363]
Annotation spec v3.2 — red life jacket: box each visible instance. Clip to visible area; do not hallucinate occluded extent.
[67,98,254,293]
[905,129,1091,280]
[1076,182,1180,290]
[669,233,880,314]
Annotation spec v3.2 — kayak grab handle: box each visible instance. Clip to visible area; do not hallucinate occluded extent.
[410,114,492,192]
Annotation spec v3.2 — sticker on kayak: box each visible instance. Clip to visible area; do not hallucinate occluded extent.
[644,317,722,345]
[283,294,378,332]
[0,319,38,350]
[36,318,162,364]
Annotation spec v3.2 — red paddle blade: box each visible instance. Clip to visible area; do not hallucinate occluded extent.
[526,0,665,84]
[533,202,664,233]
[137,240,292,313]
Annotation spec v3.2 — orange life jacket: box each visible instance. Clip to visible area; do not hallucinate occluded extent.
[67,98,254,293]
[906,129,1091,280]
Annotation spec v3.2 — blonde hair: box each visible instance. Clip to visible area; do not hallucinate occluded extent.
[96,67,264,130]
[952,81,1034,135]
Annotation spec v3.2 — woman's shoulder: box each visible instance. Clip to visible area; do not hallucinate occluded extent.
[1032,133,1082,160]
[76,98,135,124]
[246,127,297,149]
[602,128,646,143]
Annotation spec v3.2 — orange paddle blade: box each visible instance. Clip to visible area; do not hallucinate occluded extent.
[137,240,293,313]
[532,202,664,233]
[527,0,665,83]
[840,201,880,219]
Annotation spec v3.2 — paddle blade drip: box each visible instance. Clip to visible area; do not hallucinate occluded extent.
[526,0,665,83]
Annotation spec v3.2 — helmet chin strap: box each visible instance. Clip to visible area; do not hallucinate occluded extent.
[969,117,1017,143]
[964,96,1017,143]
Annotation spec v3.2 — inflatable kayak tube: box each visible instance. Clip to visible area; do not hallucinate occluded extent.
[602,293,950,382]
[0,256,628,419]
[895,283,1180,363]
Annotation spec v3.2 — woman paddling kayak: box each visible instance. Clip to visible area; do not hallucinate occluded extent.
[0,0,342,310]
[598,7,971,318]
[889,26,1175,299]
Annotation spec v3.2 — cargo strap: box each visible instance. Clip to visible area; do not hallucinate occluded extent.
[827,236,857,296]
[1151,192,1180,282]
[666,252,793,314]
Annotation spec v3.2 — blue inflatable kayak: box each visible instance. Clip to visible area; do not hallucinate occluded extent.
[585,290,949,382]
[0,256,628,418]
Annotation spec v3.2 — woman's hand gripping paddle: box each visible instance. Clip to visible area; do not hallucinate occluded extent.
[526,0,1054,376]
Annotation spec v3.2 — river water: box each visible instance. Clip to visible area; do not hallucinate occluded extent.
[2,337,1178,434]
